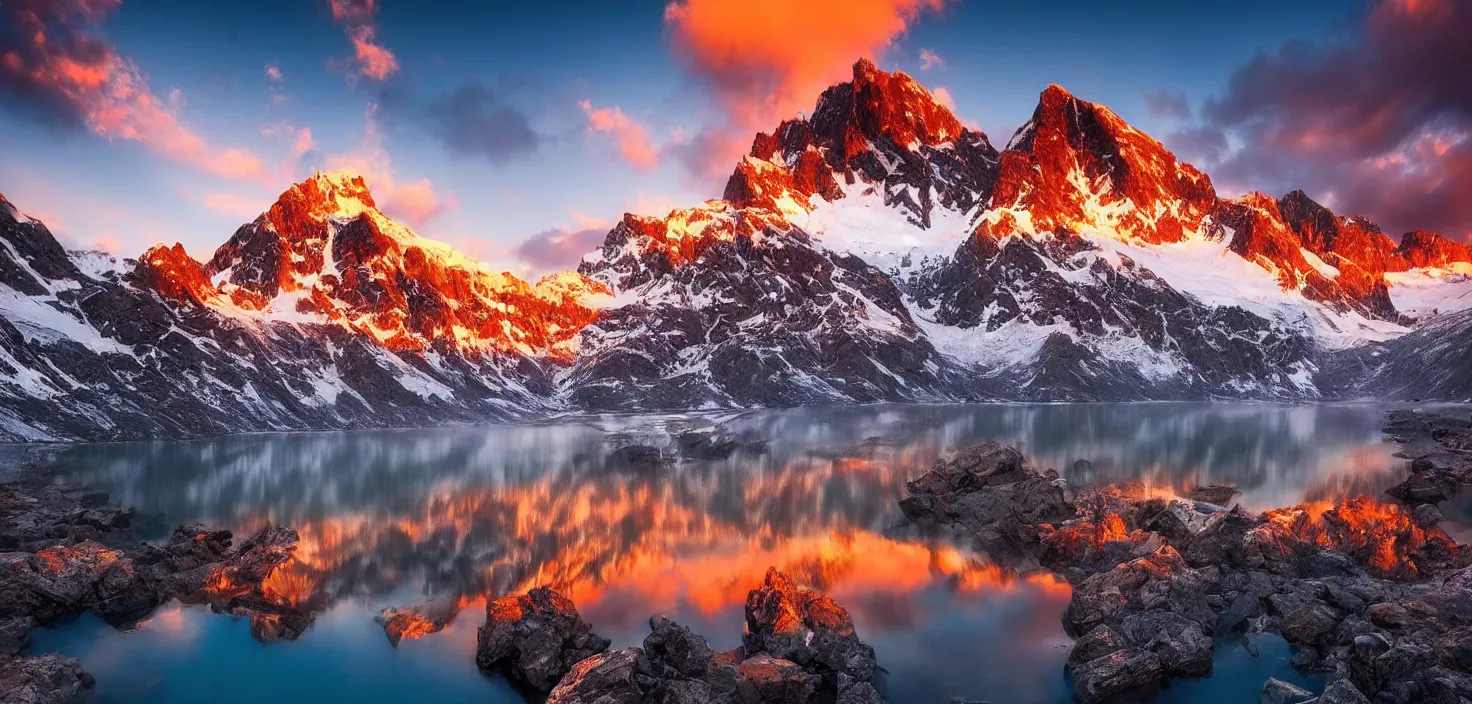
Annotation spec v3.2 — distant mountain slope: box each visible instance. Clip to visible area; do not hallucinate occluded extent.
[2,59,1471,440]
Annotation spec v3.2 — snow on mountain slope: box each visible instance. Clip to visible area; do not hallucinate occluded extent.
[4,60,1472,440]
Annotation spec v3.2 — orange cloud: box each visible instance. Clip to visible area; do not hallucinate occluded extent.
[1,0,266,180]
[663,0,947,178]
[329,0,398,82]
[578,100,659,170]
[919,48,943,70]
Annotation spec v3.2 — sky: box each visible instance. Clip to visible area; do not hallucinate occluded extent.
[1,0,1468,278]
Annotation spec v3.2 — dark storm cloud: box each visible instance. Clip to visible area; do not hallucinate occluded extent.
[428,82,541,164]
[513,226,607,273]
[1142,90,1191,121]
[378,80,542,165]
[1176,0,1472,239]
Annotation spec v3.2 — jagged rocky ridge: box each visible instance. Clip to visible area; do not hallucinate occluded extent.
[4,59,1472,439]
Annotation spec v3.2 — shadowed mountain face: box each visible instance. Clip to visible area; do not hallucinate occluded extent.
[2,61,1471,440]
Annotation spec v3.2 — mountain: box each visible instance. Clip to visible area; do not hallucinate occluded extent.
[3,59,1471,441]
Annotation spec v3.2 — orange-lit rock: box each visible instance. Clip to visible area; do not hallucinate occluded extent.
[375,597,466,647]
[1396,230,1472,268]
[474,586,611,692]
[985,84,1216,245]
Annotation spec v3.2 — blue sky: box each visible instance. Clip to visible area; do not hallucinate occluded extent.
[6,0,1443,275]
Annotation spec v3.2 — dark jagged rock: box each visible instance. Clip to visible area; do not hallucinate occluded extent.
[736,654,821,703]
[1386,471,1458,505]
[545,648,644,704]
[899,442,1070,563]
[900,426,1472,703]
[1318,679,1372,704]
[376,597,464,647]
[0,618,34,657]
[1186,484,1240,506]
[743,567,878,692]
[643,616,715,679]
[475,586,611,692]
[1067,647,1162,703]
[542,572,885,703]
[1261,677,1315,704]
[0,476,324,700]
[0,654,94,704]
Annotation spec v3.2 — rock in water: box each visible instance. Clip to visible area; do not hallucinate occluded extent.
[541,574,886,704]
[0,654,95,704]
[898,442,1070,562]
[475,586,611,692]
[643,616,715,678]
[1318,679,1372,704]
[1261,677,1315,704]
[736,653,820,703]
[376,597,464,647]
[545,648,644,704]
[743,567,878,691]
[1068,648,1163,702]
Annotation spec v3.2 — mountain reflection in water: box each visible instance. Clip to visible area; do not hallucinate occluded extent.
[33,403,1414,703]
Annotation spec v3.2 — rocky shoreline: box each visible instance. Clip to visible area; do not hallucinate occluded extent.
[5,407,1472,703]
[899,408,1472,703]
[0,476,323,703]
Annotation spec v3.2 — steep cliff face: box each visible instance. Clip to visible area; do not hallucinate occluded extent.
[3,60,1472,440]
[203,172,606,357]
[980,85,1216,245]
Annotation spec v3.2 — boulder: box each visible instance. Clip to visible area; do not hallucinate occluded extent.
[1318,679,1372,704]
[737,653,821,704]
[376,597,464,647]
[0,654,95,704]
[1261,677,1315,704]
[1063,545,1215,638]
[900,443,1071,561]
[544,648,644,704]
[1386,472,1457,505]
[1118,610,1213,676]
[1186,484,1240,506]
[743,568,877,684]
[0,618,33,656]
[475,586,611,692]
[643,616,714,678]
[1068,648,1163,703]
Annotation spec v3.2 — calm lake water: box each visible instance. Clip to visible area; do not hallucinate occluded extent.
[19,403,1449,703]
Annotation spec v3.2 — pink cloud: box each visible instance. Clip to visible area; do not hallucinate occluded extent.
[382,178,453,224]
[291,127,314,158]
[663,0,947,180]
[265,64,282,83]
[578,100,659,170]
[201,192,265,220]
[328,0,398,82]
[0,0,266,180]
[326,105,453,227]
[919,48,943,70]
[931,86,955,111]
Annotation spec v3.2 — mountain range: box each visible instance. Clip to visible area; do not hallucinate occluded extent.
[3,59,1470,441]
